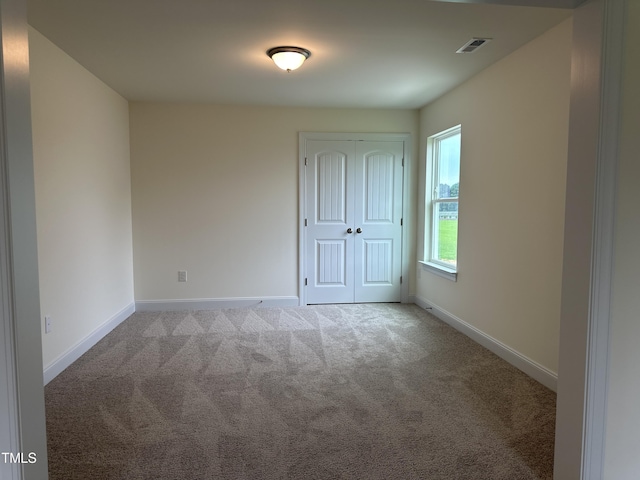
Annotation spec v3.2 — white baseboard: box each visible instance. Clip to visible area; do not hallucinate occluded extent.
[43,302,135,385]
[412,295,558,392]
[135,296,300,312]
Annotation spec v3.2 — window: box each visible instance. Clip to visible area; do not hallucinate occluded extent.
[424,125,461,277]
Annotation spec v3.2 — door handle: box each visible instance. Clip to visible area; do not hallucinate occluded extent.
[356,228,363,234]
[346,228,353,234]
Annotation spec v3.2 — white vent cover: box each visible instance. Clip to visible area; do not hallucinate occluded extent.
[456,38,492,54]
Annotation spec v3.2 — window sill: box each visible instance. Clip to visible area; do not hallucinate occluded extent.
[419,261,458,282]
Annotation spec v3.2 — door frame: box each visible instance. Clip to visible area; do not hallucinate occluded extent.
[1,0,49,477]
[298,132,411,306]
[0,118,22,480]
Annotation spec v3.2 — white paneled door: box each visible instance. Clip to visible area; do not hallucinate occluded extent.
[303,138,404,304]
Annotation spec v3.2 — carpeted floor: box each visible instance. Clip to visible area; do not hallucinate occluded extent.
[45,303,556,479]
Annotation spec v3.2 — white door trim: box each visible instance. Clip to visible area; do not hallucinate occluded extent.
[581,0,626,477]
[0,119,22,480]
[0,0,49,476]
[299,132,411,306]
[554,0,626,478]
[1,1,25,475]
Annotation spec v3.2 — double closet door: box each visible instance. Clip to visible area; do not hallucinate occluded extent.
[303,138,404,304]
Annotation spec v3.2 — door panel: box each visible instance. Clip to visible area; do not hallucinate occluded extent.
[354,142,404,302]
[305,139,403,304]
[305,141,355,304]
[316,240,347,285]
[363,239,393,283]
[364,152,395,223]
[317,151,347,223]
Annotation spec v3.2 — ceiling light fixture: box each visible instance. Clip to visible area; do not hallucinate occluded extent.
[267,46,311,72]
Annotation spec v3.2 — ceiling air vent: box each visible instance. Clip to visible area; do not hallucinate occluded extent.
[456,38,492,54]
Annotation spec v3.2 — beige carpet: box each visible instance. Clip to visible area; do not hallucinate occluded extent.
[45,303,555,479]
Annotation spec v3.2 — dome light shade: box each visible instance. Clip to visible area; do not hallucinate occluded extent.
[267,46,311,72]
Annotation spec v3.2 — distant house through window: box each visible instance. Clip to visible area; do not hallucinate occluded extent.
[425,125,461,276]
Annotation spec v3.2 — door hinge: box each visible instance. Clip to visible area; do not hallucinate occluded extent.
[305,218,308,227]
[305,278,308,286]
[305,157,308,166]
[400,276,403,284]
[400,218,403,226]
[402,157,404,167]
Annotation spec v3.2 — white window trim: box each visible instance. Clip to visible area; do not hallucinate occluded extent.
[424,125,461,278]
[419,260,457,282]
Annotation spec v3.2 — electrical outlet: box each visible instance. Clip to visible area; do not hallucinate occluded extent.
[45,315,52,334]
[178,270,187,282]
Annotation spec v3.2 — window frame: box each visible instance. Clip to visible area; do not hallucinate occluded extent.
[422,125,461,280]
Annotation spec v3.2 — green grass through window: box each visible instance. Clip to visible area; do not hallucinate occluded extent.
[438,219,458,264]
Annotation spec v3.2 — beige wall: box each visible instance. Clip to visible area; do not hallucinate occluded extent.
[416,19,572,375]
[604,2,640,477]
[29,28,135,369]
[130,104,418,303]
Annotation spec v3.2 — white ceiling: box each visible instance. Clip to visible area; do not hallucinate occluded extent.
[26,0,573,109]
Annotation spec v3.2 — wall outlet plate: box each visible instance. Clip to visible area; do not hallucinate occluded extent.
[178,271,187,282]
[45,315,52,334]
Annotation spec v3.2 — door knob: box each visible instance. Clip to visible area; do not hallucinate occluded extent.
[346,228,353,234]
[356,228,363,234]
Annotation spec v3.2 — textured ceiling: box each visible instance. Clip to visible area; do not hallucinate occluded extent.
[27,0,572,108]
